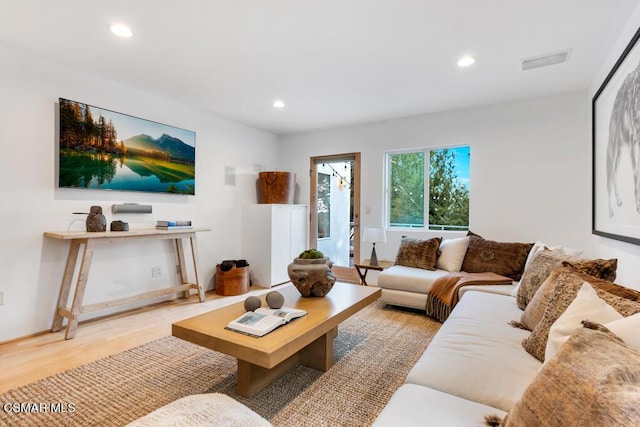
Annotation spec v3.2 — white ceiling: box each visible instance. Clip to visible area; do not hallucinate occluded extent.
[1,1,638,135]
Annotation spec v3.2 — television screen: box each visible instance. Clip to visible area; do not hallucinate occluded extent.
[58,98,196,195]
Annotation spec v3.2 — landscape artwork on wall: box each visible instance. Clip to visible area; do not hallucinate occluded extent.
[58,98,196,195]
[593,26,640,245]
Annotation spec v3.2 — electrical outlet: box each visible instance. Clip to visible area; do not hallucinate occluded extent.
[151,266,162,278]
[0,291,4,305]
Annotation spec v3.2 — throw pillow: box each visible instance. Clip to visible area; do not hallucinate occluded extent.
[394,237,442,271]
[511,243,582,298]
[498,325,640,426]
[436,236,469,272]
[517,261,625,331]
[518,265,564,331]
[559,262,640,301]
[606,313,640,351]
[522,241,562,271]
[544,282,622,362]
[460,235,533,281]
[521,267,640,361]
[516,248,617,310]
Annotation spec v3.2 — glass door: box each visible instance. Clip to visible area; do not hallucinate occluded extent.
[310,153,360,275]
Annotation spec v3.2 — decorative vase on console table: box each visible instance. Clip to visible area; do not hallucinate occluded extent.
[287,249,336,297]
[86,206,107,232]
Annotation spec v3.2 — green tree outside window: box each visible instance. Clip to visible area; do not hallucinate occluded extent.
[388,146,469,230]
[389,152,425,227]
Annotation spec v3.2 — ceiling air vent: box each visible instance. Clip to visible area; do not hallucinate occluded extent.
[522,49,572,71]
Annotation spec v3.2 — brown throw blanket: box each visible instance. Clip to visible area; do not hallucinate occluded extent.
[426,272,513,322]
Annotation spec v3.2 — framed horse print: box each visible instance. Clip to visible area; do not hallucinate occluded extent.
[593,25,640,245]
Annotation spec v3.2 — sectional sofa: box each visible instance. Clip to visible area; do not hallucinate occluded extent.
[374,239,640,426]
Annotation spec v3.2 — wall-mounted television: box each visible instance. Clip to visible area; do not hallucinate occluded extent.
[58,98,196,195]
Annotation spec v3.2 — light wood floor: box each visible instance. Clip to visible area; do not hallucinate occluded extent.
[0,286,281,394]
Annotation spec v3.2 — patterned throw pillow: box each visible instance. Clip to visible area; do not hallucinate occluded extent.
[516,249,617,310]
[460,235,533,281]
[394,237,442,270]
[561,262,640,301]
[498,325,640,426]
[521,266,640,361]
[518,261,632,331]
[518,266,564,331]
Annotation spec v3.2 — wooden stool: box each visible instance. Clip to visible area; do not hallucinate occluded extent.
[215,264,250,295]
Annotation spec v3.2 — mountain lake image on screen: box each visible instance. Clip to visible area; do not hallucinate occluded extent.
[58,98,196,195]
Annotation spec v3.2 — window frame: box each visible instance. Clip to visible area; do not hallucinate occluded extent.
[384,144,470,232]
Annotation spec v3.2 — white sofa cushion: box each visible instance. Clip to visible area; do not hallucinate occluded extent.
[372,384,505,427]
[377,265,449,293]
[458,283,516,298]
[380,283,516,311]
[379,288,429,310]
[405,291,541,412]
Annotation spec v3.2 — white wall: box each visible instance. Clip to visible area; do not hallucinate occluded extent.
[587,2,640,288]
[279,91,597,280]
[0,44,279,342]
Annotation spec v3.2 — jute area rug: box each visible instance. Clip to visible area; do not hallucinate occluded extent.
[0,302,440,427]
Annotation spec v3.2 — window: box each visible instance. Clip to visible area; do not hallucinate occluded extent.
[386,146,470,231]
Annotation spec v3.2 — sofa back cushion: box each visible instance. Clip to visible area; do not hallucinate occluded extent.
[395,237,442,270]
[460,235,532,281]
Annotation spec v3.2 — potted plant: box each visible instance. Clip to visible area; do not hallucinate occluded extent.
[287,249,336,297]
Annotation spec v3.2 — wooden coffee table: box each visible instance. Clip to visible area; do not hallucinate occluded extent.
[172,282,381,397]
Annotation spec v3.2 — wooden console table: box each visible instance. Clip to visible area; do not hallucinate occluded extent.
[44,228,210,339]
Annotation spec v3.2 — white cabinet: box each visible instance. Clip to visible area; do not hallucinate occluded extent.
[241,204,308,288]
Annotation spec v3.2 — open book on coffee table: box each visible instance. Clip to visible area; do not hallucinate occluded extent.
[226,307,307,337]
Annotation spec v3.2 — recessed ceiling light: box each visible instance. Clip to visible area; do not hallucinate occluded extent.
[273,99,285,109]
[457,55,475,67]
[110,23,133,38]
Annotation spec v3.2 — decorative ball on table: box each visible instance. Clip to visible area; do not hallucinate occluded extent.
[266,291,284,309]
[243,296,261,312]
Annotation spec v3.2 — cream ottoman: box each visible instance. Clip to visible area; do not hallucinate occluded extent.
[126,393,272,427]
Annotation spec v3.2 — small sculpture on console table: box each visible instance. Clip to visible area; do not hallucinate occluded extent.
[110,220,129,232]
